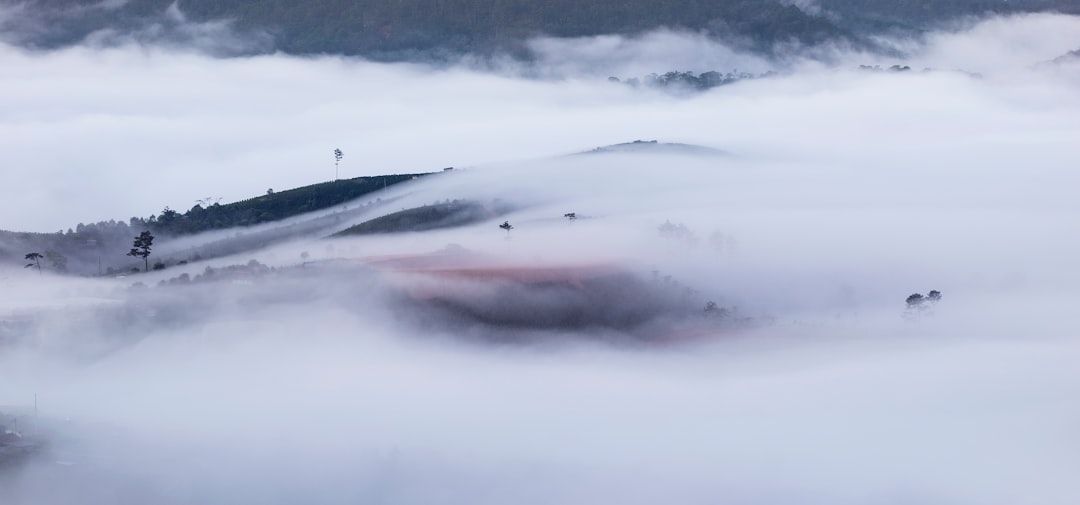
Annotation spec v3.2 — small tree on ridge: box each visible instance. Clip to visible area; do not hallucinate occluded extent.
[24,252,43,275]
[127,231,154,272]
[334,148,344,180]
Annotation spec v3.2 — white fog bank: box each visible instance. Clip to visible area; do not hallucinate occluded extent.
[2,12,1080,505]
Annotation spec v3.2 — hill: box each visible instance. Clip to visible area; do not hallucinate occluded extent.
[0,173,428,276]
[1052,48,1080,64]
[3,0,844,56]
[142,174,425,236]
[580,139,728,156]
[7,0,1077,58]
[334,199,514,237]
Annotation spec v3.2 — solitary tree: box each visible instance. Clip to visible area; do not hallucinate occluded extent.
[907,290,943,309]
[905,293,925,308]
[905,290,942,319]
[24,252,43,275]
[499,221,514,234]
[333,148,344,180]
[127,231,154,272]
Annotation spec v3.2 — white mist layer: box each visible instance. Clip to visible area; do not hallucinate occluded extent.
[1,14,1079,231]
[2,291,1079,504]
[2,12,1080,505]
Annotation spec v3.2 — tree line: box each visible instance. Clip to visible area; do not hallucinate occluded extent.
[611,69,777,92]
[11,0,848,57]
[15,0,1079,59]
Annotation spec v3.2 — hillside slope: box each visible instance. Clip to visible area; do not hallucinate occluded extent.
[2,0,844,56]
[0,173,428,276]
[8,0,1076,58]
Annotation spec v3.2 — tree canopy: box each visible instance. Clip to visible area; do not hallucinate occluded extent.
[127,231,154,272]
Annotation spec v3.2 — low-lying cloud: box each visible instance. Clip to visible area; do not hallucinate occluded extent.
[0,13,1076,233]
[2,11,1080,505]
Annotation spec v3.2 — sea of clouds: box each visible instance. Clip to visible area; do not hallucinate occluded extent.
[1,10,1080,505]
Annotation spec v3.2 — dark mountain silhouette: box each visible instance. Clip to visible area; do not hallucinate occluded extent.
[5,0,1076,58]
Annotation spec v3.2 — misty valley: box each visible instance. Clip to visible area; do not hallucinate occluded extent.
[2,3,1080,505]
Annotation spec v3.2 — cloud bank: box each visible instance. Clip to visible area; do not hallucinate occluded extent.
[1,12,1080,505]
[0,13,1076,232]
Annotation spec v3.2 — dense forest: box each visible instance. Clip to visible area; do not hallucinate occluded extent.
[818,0,1078,30]
[5,0,1078,58]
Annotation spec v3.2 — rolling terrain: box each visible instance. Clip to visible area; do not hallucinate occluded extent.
[4,0,1078,58]
[1,10,1079,504]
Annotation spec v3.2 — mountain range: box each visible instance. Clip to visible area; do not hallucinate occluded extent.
[4,0,1078,58]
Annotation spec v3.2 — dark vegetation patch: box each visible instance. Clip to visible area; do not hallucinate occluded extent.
[10,0,1076,59]
[0,174,428,275]
[335,200,514,237]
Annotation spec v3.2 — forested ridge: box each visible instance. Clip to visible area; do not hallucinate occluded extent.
[7,0,1078,57]
[142,174,422,236]
[0,173,427,275]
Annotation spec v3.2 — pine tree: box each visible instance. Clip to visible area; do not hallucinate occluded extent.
[127,231,155,272]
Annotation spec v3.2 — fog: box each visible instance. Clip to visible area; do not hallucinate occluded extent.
[3,12,1080,505]
[2,12,1077,232]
